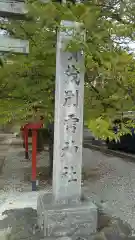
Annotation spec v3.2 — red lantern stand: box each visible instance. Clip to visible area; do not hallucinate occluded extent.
[20,122,43,191]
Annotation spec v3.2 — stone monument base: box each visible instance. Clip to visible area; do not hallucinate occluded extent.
[37,193,97,238]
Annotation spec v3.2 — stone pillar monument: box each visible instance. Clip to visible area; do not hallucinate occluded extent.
[37,20,97,239]
[53,20,85,203]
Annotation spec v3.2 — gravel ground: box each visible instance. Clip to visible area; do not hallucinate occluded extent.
[83,148,135,230]
[0,145,49,191]
[1,139,135,236]
[0,141,50,240]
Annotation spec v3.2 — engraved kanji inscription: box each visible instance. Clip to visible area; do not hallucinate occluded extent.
[61,166,77,182]
[52,21,85,202]
[64,113,79,133]
[63,90,79,107]
[63,90,74,106]
[61,140,79,157]
[64,64,80,85]
[68,52,80,62]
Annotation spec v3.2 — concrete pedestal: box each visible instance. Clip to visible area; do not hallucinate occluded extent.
[37,193,97,238]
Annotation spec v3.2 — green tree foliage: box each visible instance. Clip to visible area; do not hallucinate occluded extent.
[0,0,135,138]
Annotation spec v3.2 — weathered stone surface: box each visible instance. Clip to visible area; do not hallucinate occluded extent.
[100,217,132,238]
[93,210,133,240]
[96,202,132,239]
[110,218,132,237]
[93,232,107,240]
[93,228,125,240]
[101,225,125,240]
[53,20,85,203]
[0,208,43,240]
[37,192,97,237]
[0,228,11,240]
[97,209,111,231]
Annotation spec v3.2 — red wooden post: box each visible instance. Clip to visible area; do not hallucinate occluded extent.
[21,120,44,191]
[32,129,37,191]
[24,128,29,159]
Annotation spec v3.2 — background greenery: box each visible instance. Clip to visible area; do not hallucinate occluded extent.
[0,0,135,139]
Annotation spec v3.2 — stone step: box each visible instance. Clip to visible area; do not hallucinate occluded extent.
[0,136,6,142]
[0,143,11,149]
[0,133,14,145]
[10,137,32,146]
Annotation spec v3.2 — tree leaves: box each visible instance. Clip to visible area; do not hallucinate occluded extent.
[0,0,135,138]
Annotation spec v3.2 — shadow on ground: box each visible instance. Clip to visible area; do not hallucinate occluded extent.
[0,208,43,240]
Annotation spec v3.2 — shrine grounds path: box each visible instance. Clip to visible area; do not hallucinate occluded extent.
[0,134,135,236]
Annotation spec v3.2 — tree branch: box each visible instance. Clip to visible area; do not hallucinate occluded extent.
[85,72,119,111]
